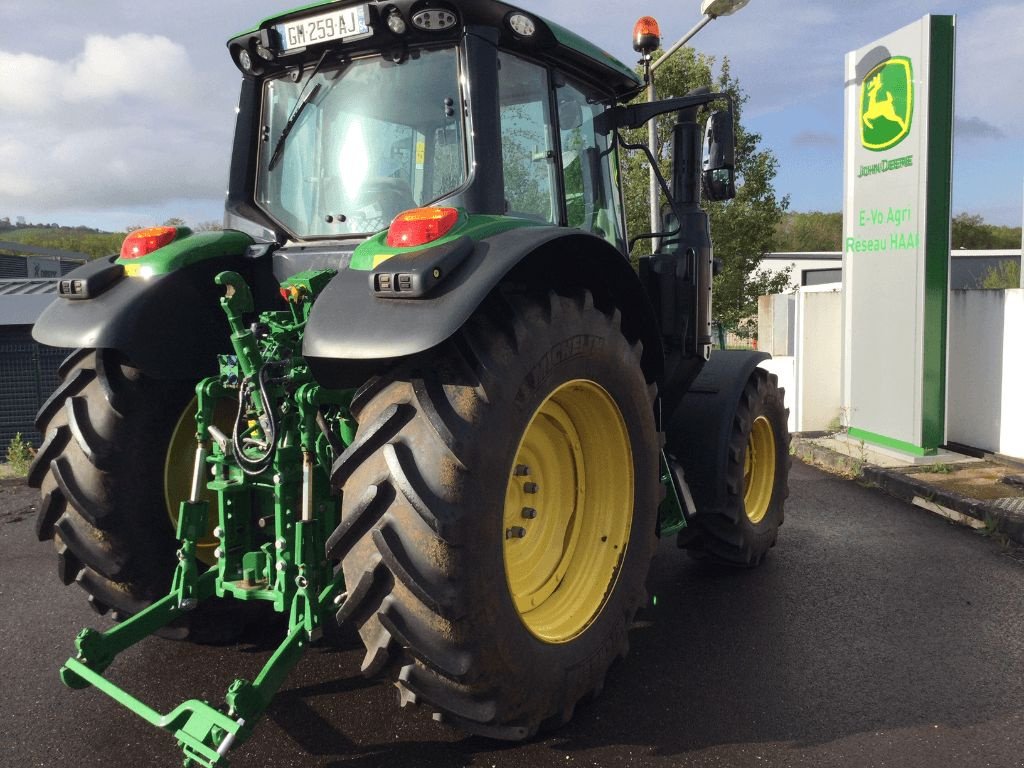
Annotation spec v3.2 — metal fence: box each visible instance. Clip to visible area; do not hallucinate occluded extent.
[712,322,758,351]
[0,328,71,452]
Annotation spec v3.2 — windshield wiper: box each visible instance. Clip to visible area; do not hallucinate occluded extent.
[267,82,321,171]
[267,51,332,172]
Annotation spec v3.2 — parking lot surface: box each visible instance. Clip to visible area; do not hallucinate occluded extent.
[1,461,1022,767]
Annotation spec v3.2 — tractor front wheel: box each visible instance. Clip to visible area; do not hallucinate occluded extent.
[328,289,660,738]
[693,369,790,566]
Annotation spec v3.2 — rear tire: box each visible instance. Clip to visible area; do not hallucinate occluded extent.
[692,369,790,567]
[28,348,254,641]
[29,349,194,617]
[328,289,660,739]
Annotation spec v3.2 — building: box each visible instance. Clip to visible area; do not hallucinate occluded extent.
[762,249,1021,291]
[0,248,83,451]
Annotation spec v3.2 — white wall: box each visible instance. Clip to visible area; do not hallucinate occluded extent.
[760,286,1023,456]
[762,249,1022,291]
[946,289,1024,459]
[796,289,842,432]
[759,355,796,434]
[762,252,842,290]
[759,287,842,433]
[758,293,795,356]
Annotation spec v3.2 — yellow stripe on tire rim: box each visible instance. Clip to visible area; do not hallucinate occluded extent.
[503,379,633,644]
[743,415,777,524]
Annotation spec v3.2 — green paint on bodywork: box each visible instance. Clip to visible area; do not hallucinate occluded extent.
[58,269,356,766]
[116,230,254,277]
[658,452,687,537]
[547,20,640,87]
[349,212,542,271]
[847,427,936,457]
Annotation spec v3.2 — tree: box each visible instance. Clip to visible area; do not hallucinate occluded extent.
[620,49,790,332]
[193,220,224,232]
[774,211,843,251]
[952,212,1022,250]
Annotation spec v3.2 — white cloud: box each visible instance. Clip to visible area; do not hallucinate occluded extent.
[0,34,198,115]
[0,51,63,114]
[65,34,195,103]
[0,33,229,222]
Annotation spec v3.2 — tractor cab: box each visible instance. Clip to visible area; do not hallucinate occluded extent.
[225,0,642,250]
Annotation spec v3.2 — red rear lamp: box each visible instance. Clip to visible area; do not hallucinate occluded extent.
[386,207,459,248]
[633,16,661,54]
[120,226,180,259]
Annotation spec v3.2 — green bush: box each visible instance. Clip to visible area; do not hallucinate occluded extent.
[978,260,1021,289]
[6,433,35,475]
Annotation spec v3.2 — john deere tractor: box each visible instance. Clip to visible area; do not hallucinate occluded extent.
[29,1,789,763]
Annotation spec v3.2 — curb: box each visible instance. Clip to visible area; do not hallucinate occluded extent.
[793,437,1024,546]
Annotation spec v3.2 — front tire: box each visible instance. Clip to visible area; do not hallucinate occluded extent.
[693,368,790,566]
[327,289,660,738]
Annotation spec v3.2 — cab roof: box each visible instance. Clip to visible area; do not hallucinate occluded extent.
[229,0,642,100]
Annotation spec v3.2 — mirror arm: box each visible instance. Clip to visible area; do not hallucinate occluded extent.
[596,92,733,134]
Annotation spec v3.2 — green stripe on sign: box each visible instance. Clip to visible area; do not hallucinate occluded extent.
[921,15,955,451]
[848,427,936,457]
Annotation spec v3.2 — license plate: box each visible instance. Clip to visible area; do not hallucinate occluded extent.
[276,5,371,51]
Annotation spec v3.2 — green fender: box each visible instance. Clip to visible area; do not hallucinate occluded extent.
[301,226,664,387]
[32,230,257,378]
[666,350,771,515]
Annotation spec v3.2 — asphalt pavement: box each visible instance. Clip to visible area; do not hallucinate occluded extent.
[2,461,1023,768]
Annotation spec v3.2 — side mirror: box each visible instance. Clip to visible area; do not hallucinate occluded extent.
[558,97,584,132]
[703,110,736,201]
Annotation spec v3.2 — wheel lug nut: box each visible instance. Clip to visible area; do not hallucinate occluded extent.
[513,464,530,476]
[506,526,526,539]
[523,482,539,494]
[522,507,537,519]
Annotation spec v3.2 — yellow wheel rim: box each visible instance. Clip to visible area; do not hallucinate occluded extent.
[743,415,777,524]
[164,397,234,567]
[503,379,633,644]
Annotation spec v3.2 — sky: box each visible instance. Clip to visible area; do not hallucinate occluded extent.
[0,0,1021,233]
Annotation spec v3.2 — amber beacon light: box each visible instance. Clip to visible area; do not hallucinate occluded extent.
[633,16,661,54]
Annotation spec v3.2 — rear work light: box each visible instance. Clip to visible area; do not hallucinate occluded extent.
[386,207,459,248]
[120,226,180,259]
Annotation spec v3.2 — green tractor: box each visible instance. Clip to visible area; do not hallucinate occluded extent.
[29,0,789,763]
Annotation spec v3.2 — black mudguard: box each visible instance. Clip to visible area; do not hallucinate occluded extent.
[666,350,770,514]
[303,227,663,386]
[32,255,262,379]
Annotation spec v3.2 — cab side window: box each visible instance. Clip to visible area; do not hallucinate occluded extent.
[557,80,625,251]
[497,52,557,223]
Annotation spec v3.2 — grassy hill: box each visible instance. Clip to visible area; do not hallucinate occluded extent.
[0,227,125,260]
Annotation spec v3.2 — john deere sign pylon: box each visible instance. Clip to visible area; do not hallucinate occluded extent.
[841,15,956,455]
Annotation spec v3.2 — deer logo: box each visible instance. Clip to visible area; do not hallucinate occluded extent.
[863,75,906,132]
[859,57,913,152]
